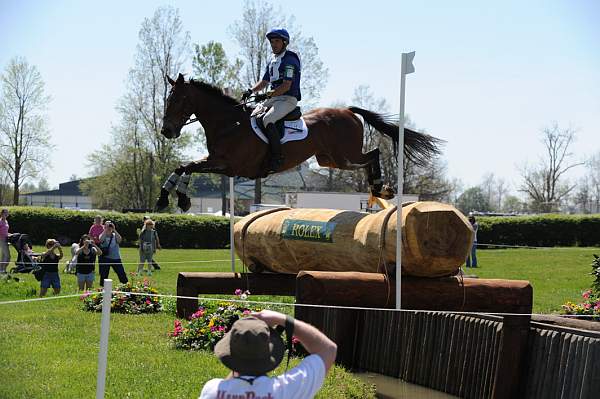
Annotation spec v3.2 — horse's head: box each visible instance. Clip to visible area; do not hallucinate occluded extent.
[161,73,191,139]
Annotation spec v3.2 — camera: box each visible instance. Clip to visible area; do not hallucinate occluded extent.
[87,240,94,245]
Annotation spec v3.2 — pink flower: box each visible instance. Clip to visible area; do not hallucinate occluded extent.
[242,309,251,316]
[594,302,600,311]
[292,336,300,345]
[171,320,183,337]
[210,326,217,332]
[218,326,225,332]
[583,290,591,299]
[191,309,205,319]
[234,289,243,296]
[145,299,151,305]
[584,303,591,310]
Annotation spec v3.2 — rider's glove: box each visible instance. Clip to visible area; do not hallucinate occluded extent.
[241,88,253,101]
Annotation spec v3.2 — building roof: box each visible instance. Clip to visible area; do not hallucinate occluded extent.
[23,180,85,196]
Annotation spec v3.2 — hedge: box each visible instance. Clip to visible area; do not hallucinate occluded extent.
[478,214,600,247]
[4,207,232,249]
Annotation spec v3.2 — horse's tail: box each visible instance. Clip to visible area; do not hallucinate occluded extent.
[348,106,443,166]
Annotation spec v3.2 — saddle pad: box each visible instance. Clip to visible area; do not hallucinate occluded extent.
[250,117,308,144]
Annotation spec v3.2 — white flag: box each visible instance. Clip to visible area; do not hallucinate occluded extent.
[402,51,415,74]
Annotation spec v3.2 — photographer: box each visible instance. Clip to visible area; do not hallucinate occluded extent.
[98,221,128,286]
[39,239,64,297]
[75,234,102,291]
[199,309,337,399]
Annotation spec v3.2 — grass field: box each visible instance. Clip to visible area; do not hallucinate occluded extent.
[0,246,597,398]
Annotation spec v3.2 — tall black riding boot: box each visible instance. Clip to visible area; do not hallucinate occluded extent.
[265,123,283,172]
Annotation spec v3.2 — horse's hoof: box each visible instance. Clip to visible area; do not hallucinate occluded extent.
[155,189,170,212]
[176,191,192,212]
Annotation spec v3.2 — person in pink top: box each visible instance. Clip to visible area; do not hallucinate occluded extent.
[0,209,10,274]
[88,215,104,245]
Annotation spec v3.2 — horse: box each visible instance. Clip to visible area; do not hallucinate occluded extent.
[156,73,442,212]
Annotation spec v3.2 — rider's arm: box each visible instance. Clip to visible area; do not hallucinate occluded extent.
[251,80,269,93]
[269,80,292,97]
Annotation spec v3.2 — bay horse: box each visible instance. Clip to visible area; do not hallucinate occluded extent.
[156,73,441,212]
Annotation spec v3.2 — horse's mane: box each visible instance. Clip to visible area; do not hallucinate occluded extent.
[188,79,240,106]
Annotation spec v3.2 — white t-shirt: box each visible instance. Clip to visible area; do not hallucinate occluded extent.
[199,354,326,399]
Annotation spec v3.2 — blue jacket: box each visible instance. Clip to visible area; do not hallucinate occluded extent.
[262,50,301,100]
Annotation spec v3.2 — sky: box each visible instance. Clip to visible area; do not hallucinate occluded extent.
[1,0,599,195]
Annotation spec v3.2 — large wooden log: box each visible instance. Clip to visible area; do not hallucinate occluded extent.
[176,272,296,318]
[295,271,533,313]
[234,202,474,277]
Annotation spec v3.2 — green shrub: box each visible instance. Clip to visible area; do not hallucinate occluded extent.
[5,206,231,248]
[477,214,600,247]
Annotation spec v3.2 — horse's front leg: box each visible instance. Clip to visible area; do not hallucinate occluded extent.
[155,170,185,211]
[174,159,227,212]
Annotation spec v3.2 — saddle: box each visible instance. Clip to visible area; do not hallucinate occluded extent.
[255,107,303,138]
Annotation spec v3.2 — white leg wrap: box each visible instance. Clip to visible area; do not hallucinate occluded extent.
[176,174,191,195]
[162,173,181,193]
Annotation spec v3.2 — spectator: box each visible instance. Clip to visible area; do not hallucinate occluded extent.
[89,215,104,245]
[75,234,102,291]
[0,209,10,274]
[98,220,128,286]
[199,309,337,399]
[466,215,479,268]
[137,218,161,276]
[141,215,161,270]
[39,239,64,297]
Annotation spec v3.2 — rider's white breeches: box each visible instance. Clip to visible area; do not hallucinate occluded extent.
[262,95,298,126]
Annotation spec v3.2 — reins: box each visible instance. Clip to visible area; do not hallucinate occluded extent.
[181,95,261,127]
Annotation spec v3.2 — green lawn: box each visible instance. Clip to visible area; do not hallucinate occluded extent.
[0,246,597,398]
[0,248,375,399]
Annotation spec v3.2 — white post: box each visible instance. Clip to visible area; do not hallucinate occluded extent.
[96,279,112,399]
[229,177,235,273]
[396,51,415,311]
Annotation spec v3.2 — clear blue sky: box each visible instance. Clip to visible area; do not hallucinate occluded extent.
[1,0,599,194]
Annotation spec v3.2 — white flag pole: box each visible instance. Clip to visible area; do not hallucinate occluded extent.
[229,177,235,273]
[96,279,112,399]
[396,51,415,310]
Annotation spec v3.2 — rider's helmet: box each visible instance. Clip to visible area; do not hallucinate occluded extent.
[266,28,290,45]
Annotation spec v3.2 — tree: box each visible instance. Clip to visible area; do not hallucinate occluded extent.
[193,41,243,96]
[519,123,583,213]
[574,152,600,213]
[0,57,52,205]
[192,41,244,215]
[82,6,191,210]
[502,195,524,213]
[456,187,491,214]
[228,0,328,203]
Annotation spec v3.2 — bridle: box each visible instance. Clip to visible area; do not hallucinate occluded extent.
[180,95,260,127]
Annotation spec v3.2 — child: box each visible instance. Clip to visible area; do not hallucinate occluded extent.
[137,219,161,276]
[89,215,104,245]
[39,239,64,297]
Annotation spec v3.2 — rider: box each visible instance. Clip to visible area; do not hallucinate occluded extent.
[242,28,301,173]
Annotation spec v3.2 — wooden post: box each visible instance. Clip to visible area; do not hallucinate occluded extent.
[492,315,531,399]
[176,272,297,318]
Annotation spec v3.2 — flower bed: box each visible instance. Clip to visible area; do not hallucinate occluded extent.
[80,278,162,314]
[562,254,600,320]
[169,290,261,351]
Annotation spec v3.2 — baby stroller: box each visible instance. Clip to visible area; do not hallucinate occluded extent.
[8,233,40,274]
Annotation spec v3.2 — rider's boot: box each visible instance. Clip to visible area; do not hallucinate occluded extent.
[265,123,283,173]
